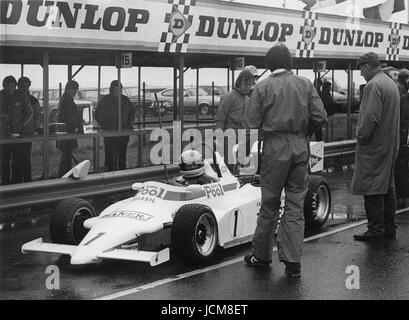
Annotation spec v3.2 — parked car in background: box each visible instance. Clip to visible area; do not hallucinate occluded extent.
[31,89,93,126]
[333,88,360,113]
[157,87,221,115]
[200,85,228,97]
[320,77,360,114]
[123,86,169,118]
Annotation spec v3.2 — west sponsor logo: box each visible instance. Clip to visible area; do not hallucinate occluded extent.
[310,154,322,168]
[204,183,225,199]
[101,210,153,222]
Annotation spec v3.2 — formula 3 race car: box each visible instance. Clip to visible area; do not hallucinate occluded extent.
[22,142,331,267]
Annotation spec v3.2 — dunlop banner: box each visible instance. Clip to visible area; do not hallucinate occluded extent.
[1,0,409,61]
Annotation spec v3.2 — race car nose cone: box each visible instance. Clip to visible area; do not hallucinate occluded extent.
[70,249,96,265]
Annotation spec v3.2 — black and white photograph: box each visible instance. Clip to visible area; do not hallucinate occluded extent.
[1,0,409,305]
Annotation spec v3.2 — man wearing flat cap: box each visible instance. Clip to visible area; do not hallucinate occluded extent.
[352,52,400,241]
[394,69,409,208]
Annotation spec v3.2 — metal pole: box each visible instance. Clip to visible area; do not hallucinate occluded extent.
[21,64,24,77]
[93,65,101,172]
[138,66,141,126]
[332,69,335,101]
[42,49,50,180]
[68,64,72,81]
[173,67,178,121]
[137,66,142,167]
[179,54,185,133]
[227,67,230,91]
[212,81,215,118]
[117,53,122,132]
[347,63,352,139]
[196,68,199,123]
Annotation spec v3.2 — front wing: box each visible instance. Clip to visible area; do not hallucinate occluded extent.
[21,238,170,266]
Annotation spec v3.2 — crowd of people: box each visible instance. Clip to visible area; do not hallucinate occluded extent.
[0,75,36,185]
[2,46,409,279]
[0,77,135,185]
[213,46,408,277]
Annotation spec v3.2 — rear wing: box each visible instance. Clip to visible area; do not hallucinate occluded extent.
[234,141,325,175]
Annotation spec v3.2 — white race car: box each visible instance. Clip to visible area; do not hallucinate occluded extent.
[22,142,331,267]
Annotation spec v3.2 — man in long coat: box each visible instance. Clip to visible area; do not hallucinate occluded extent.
[352,52,400,241]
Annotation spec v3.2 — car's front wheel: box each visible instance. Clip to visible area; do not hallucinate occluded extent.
[50,198,96,245]
[171,204,218,264]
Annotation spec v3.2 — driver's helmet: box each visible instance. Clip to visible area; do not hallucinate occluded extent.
[180,150,205,179]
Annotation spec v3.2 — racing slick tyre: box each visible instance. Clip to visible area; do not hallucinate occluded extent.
[50,198,96,245]
[171,204,218,264]
[303,175,331,228]
[199,104,210,115]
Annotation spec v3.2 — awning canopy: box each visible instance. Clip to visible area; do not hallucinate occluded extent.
[1,0,409,69]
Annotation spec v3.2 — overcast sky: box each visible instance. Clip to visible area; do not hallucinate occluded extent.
[1,0,408,91]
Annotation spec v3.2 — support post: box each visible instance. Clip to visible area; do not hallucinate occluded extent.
[196,68,199,123]
[93,65,101,172]
[179,54,185,133]
[173,67,178,121]
[138,66,143,167]
[42,49,50,180]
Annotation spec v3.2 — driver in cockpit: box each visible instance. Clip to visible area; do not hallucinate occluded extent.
[175,150,219,186]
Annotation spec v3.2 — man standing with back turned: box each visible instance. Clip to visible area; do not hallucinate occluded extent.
[352,52,400,241]
[243,43,327,277]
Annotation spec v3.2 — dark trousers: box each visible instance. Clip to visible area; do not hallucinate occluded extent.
[1,143,27,185]
[364,186,397,236]
[104,136,128,171]
[58,145,74,178]
[394,146,409,199]
[22,142,32,182]
[313,125,323,141]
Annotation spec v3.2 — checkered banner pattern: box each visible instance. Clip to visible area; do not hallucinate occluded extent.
[386,22,402,61]
[158,0,196,53]
[296,11,318,58]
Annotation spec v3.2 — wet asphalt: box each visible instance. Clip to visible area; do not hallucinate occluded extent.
[2,169,407,300]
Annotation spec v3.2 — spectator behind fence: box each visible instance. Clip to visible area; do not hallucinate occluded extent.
[216,69,253,171]
[0,75,33,185]
[243,43,327,277]
[57,80,83,178]
[243,65,260,96]
[17,77,41,182]
[0,76,16,185]
[394,69,409,208]
[95,80,135,172]
[352,52,400,242]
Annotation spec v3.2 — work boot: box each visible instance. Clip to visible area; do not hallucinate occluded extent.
[283,261,301,278]
[353,230,384,242]
[244,254,271,267]
[384,230,396,240]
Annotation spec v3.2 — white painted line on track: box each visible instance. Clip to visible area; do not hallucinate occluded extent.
[96,209,409,300]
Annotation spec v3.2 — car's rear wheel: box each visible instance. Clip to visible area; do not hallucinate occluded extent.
[171,204,218,264]
[304,175,331,228]
[50,198,96,245]
[199,104,210,115]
